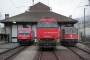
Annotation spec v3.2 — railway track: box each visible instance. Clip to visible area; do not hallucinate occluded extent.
[0,46,20,55]
[34,49,60,60]
[76,46,90,54]
[69,47,90,60]
[0,46,27,60]
[84,43,90,48]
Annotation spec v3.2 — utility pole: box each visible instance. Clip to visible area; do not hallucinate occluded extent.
[0,12,2,20]
[83,5,90,41]
[88,0,90,5]
[32,0,34,5]
[48,0,49,6]
[84,8,86,41]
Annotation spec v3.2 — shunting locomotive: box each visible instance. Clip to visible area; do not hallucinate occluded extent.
[36,17,59,48]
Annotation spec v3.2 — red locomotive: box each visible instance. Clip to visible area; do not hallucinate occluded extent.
[60,27,78,46]
[36,17,59,48]
[17,28,35,45]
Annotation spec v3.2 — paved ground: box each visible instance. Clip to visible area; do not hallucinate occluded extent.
[0,43,20,53]
[0,41,5,44]
[13,45,38,60]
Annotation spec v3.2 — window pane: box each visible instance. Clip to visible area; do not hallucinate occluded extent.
[19,30,30,35]
[37,22,46,27]
[37,22,58,27]
[65,29,70,34]
[72,29,78,34]
[20,30,29,33]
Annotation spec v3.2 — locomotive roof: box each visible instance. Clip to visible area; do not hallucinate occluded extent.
[39,18,56,22]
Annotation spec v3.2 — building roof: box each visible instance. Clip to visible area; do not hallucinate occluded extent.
[0,2,78,24]
[29,2,50,12]
[0,12,78,23]
[31,2,50,8]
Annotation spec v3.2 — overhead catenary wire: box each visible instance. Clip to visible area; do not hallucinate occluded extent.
[0,12,2,17]
[0,8,6,19]
[48,0,49,6]
[9,0,21,13]
[16,6,30,8]
[19,0,26,11]
[0,9,5,14]
[71,0,84,15]
[17,6,30,12]
[32,0,34,5]
[67,0,73,16]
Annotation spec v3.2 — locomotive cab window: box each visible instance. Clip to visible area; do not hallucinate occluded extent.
[20,30,30,35]
[72,29,78,34]
[37,22,58,28]
[64,29,70,34]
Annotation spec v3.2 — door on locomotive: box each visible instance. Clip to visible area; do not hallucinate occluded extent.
[60,27,78,46]
[36,17,59,48]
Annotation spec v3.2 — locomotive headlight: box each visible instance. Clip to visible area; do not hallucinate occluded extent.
[66,37,67,39]
[52,35,55,38]
[55,38,58,45]
[40,35,43,38]
[74,37,76,39]
[55,38,58,42]
[19,37,22,39]
[36,38,40,42]
[27,37,29,39]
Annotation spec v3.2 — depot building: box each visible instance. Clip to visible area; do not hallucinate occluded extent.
[0,2,78,42]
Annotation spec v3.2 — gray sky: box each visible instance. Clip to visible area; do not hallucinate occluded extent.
[0,0,90,19]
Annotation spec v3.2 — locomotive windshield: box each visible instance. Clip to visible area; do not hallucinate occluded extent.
[72,29,78,34]
[64,29,70,34]
[19,30,30,35]
[37,22,58,28]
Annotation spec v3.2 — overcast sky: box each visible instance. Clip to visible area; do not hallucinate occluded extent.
[0,0,90,19]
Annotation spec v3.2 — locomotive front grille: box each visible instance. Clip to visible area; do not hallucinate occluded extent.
[38,40,57,47]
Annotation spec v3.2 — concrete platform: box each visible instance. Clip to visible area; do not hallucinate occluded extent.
[13,46,38,60]
[0,43,19,49]
[0,43,20,54]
